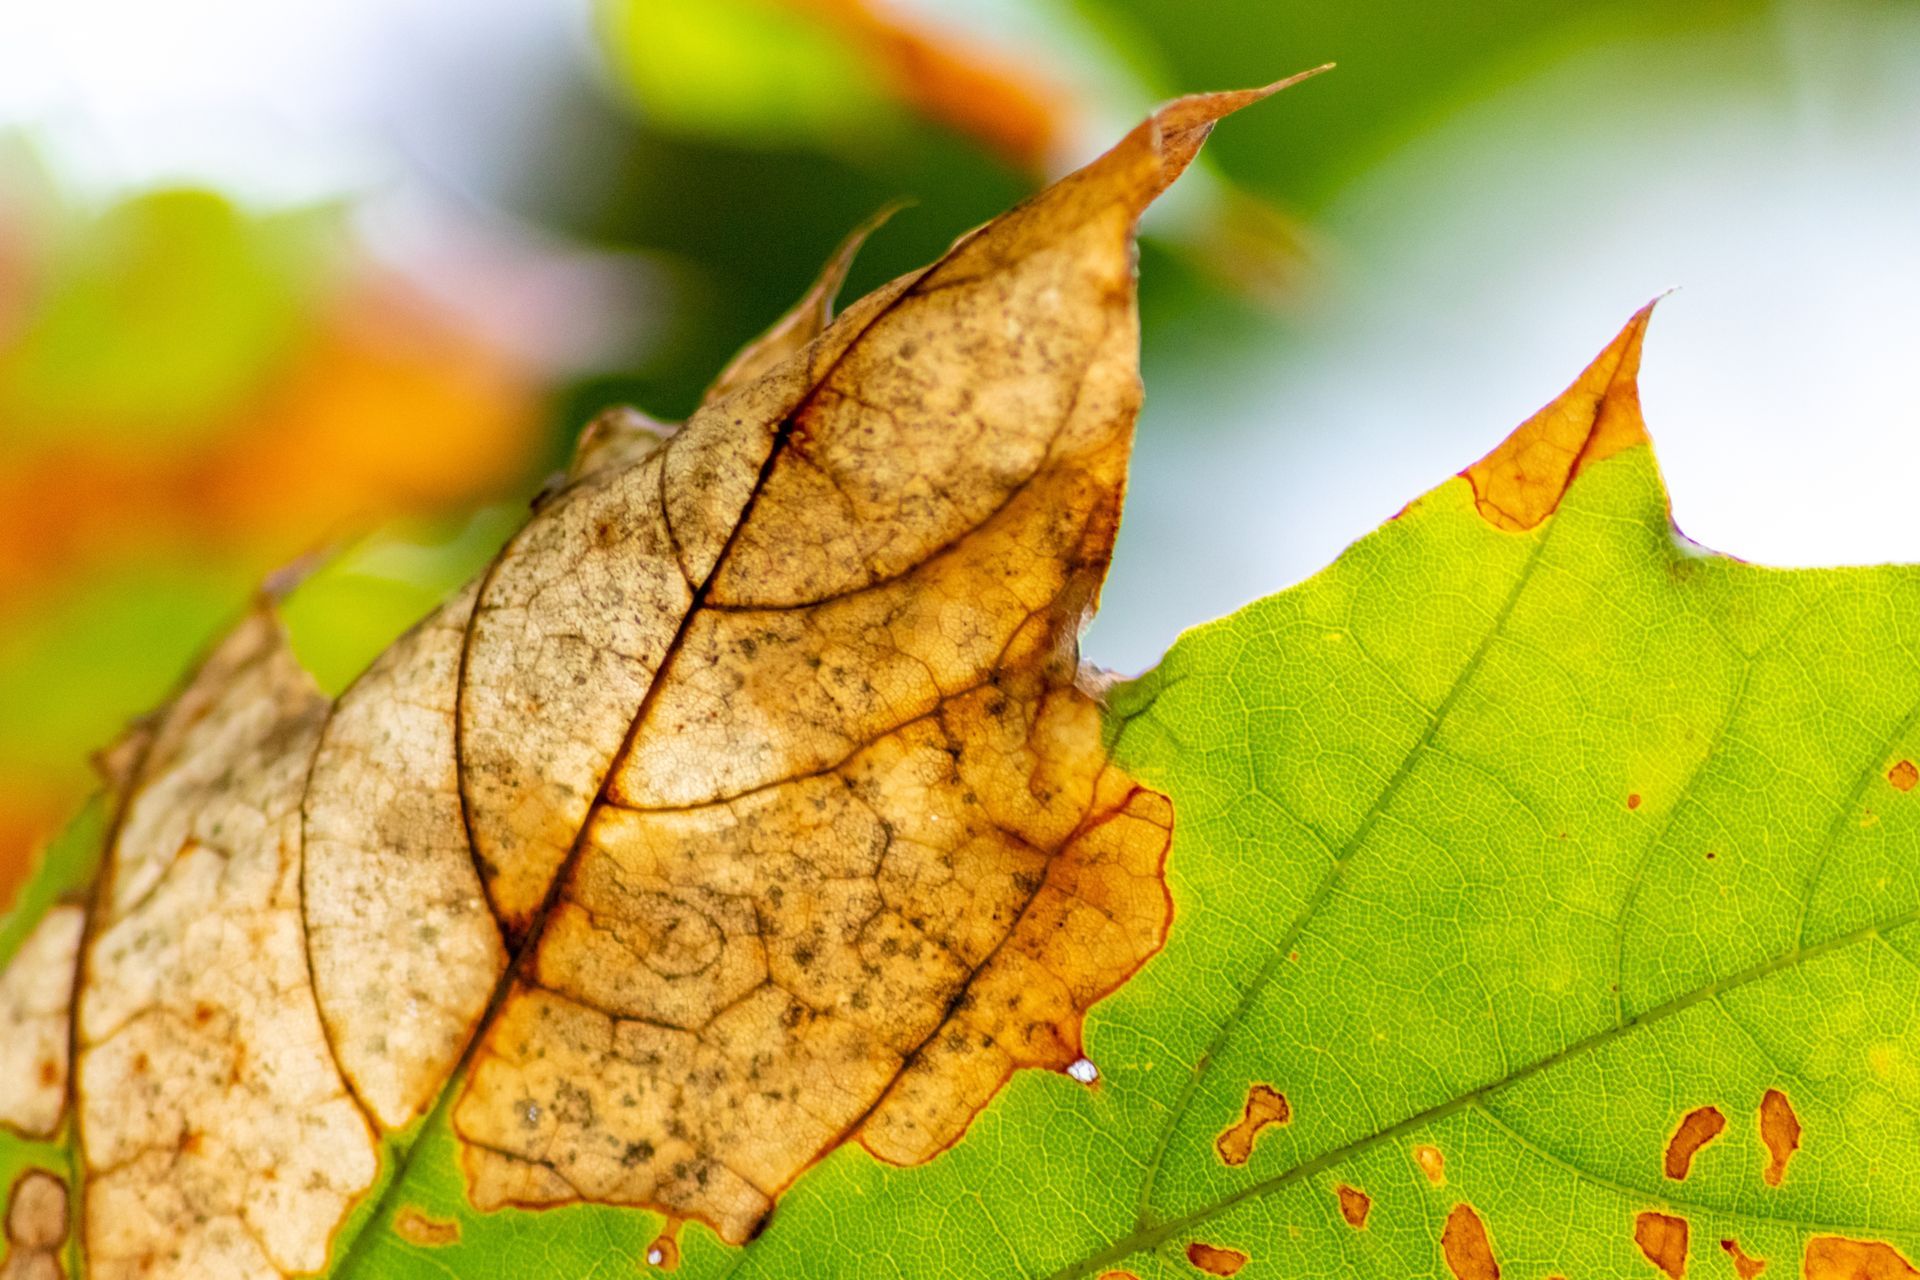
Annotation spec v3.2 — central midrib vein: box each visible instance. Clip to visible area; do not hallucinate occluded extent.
[1127,507,1566,1224]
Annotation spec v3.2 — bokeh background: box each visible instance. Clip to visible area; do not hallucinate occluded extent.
[2,0,1916,906]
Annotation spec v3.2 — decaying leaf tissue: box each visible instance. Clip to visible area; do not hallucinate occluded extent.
[0,74,1318,1280]
[9,54,1920,1280]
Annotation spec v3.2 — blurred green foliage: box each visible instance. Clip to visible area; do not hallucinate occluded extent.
[283,506,524,697]
[599,0,897,150]
[1092,0,1760,208]
[1,186,335,451]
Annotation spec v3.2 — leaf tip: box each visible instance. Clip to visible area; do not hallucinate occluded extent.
[258,545,334,604]
[1138,64,1335,202]
[1462,298,1661,531]
[699,201,907,409]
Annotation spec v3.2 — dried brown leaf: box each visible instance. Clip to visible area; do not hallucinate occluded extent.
[30,81,1305,1271]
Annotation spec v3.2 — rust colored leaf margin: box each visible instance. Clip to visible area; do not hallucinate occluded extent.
[1462,301,1654,531]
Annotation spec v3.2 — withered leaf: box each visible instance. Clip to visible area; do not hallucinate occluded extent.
[10,58,1920,1280]
[77,608,376,1276]
[0,79,1319,1276]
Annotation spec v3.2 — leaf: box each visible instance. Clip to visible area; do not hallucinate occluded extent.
[7,73,1920,1280]
[1094,313,1920,1278]
[0,79,1326,1279]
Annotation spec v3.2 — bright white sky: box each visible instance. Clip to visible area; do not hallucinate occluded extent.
[0,0,590,203]
[1092,2,1920,668]
[3,0,1916,672]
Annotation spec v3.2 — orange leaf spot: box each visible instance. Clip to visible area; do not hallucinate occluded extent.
[1415,1143,1448,1185]
[645,1223,682,1272]
[1215,1083,1291,1166]
[392,1206,460,1247]
[1804,1236,1920,1280]
[1442,1204,1500,1280]
[1462,304,1653,531]
[1185,1241,1249,1276]
[1628,792,1643,810]
[1889,760,1917,792]
[1759,1088,1801,1187]
[1663,1105,1727,1180]
[1720,1238,1768,1279]
[1634,1211,1690,1279]
[1335,1183,1372,1229]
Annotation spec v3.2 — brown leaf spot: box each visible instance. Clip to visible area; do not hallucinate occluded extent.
[4,1171,68,1252]
[1804,1236,1920,1279]
[393,1207,460,1247]
[1442,1203,1500,1280]
[1096,1274,1140,1280]
[1663,1105,1727,1180]
[1628,793,1643,810]
[1185,1242,1249,1276]
[1335,1183,1371,1229]
[1415,1143,1448,1185]
[1634,1211,1690,1279]
[0,905,84,1138]
[645,1224,682,1272]
[1889,760,1917,792]
[1759,1088,1802,1187]
[1720,1238,1768,1278]
[1462,303,1653,531]
[1215,1083,1291,1165]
